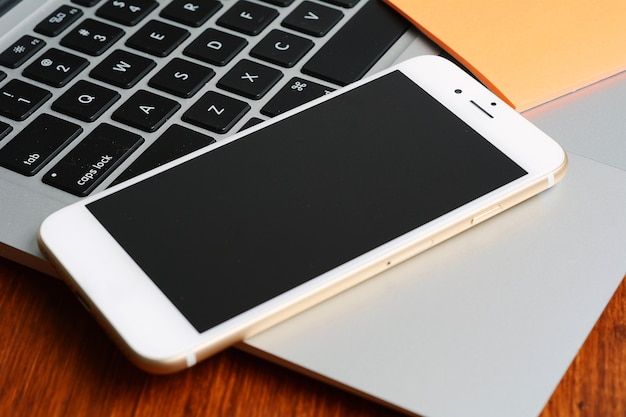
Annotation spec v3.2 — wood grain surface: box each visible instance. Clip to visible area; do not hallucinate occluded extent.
[1,257,624,417]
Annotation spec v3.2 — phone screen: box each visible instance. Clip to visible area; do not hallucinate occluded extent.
[87,70,527,333]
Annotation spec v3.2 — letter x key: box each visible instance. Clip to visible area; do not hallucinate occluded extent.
[217,59,282,99]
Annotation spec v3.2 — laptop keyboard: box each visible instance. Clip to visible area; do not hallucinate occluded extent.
[0,0,409,198]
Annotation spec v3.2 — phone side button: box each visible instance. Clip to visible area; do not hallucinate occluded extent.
[386,239,433,268]
[471,205,502,225]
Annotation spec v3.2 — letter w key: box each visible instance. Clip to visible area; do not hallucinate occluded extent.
[90,49,156,88]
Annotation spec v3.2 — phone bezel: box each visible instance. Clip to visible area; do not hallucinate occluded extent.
[38,55,567,373]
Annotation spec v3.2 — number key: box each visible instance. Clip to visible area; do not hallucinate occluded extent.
[35,5,83,37]
[61,18,125,56]
[0,79,52,121]
[23,48,89,88]
[72,0,104,6]
[96,0,158,26]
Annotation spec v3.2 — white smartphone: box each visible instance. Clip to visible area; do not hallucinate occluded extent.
[38,56,567,374]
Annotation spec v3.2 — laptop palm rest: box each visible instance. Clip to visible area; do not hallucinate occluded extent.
[242,147,626,417]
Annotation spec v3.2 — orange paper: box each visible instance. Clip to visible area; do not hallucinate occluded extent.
[384,0,626,111]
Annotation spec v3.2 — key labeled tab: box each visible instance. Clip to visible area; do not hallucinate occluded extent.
[0,114,82,176]
[43,123,144,196]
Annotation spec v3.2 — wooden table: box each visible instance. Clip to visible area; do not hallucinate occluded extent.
[1,256,624,416]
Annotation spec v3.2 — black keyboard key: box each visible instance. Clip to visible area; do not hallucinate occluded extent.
[112,90,181,132]
[160,0,222,27]
[149,58,215,98]
[319,0,360,7]
[239,117,265,131]
[90,49,156,88]
[217,59,283,100]
[261,0,295,6]
[250,29,314,68]
[182,91,250,134]
[183,28,247,66]
[61,18,125,56]
[72,0,103,6]
[282,1,343,37]
[302,0,409,86]
[0,122,11,140]
[0,79,52,121]
[126,20,190,57]
[35,5,83,37]
[110,124,215,186]
[52,80,121,122]
[23,48,89,88]
[96,0,158,26]
[43,123,144,196]
[217,1,279,36]
[0,114,82,176]
[261,77,334,117]
[0,35,46,69]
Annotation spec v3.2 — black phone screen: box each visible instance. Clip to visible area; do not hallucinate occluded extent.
[87,70,527,333]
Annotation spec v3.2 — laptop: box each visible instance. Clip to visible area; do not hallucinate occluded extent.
[1,1,625,416]
[0,0,432,275]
